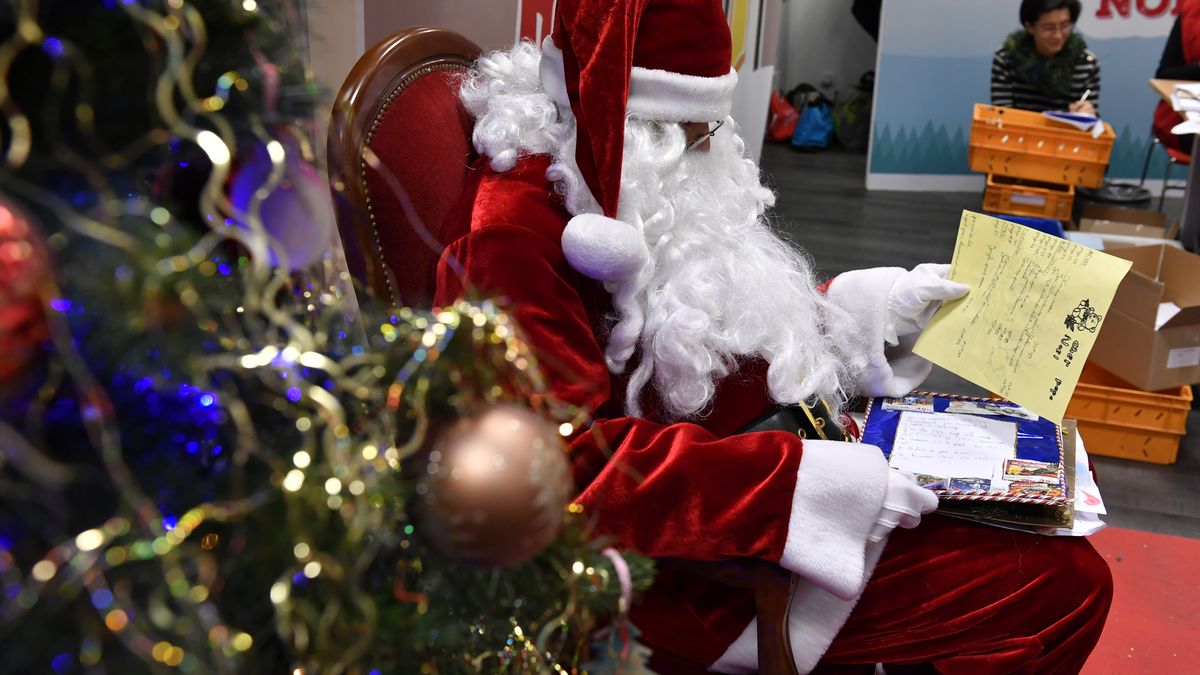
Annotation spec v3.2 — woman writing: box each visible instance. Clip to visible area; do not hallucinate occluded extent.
[992,0,1100,115]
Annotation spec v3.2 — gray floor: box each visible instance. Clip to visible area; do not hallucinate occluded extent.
[759,143,1200,539]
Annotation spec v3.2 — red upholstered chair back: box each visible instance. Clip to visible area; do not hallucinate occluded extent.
[328,27,481,307]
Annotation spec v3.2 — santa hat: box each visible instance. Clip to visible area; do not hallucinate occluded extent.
[539,0,738,282]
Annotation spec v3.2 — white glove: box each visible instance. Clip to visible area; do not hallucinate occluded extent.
[885,263,970,343]
[867,468,939,543]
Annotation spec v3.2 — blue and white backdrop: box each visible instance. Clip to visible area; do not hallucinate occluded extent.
[868,0,1180,191]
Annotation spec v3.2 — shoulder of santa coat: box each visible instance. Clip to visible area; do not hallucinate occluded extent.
[467,154,570,246]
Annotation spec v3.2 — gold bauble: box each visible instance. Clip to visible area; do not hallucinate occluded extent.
[416,403,572,567]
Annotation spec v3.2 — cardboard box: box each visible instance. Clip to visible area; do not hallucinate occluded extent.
[1089,244,1200,391]
[1066,230,1185,251]
[1077,204,1172,239]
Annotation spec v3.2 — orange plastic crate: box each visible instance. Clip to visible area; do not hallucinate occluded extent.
[969,104,1115,188]
[1065,363,1192,465]
[983,173,1074,220]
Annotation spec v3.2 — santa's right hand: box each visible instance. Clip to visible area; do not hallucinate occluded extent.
[867,468,939,543]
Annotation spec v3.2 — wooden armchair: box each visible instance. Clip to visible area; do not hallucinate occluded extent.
[326,27,801,674]
[327,26,480,307]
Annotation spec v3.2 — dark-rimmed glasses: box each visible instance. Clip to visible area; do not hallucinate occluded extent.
[685,119,725,151]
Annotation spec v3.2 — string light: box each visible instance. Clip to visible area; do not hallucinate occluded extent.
[31,560,57,582]
[0,1,644,669]
[75,529,104,552]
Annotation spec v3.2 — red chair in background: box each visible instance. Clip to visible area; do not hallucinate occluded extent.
[1141,101,1192,212]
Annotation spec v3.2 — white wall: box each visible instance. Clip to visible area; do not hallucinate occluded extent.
[305,0,365,163]
[307,1,782,162]
[778,0,877,98]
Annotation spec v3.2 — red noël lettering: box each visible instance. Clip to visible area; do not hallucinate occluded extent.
[1139,0,1171,17]
[1096,0,1130,17]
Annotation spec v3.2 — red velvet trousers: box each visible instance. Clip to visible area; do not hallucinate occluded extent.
[647,514,1113,675]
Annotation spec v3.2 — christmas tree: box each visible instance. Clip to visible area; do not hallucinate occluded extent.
[0,1,652,672]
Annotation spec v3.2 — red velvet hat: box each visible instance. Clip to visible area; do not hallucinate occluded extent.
[539,0,737,282]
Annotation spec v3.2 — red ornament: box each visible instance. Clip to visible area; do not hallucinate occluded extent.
[0,197,50,382]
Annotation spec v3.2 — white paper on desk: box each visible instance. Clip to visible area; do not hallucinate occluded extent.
[889,412,1016,481]
[1170,109,1200,135]
[1171,97,1200,115]
[1172,83,1200,113]
[1156,302,1183,330]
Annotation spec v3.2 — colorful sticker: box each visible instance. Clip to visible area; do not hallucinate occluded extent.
[914,473,948,490]
[1007,481,1065,499]
[945,399,1039,420]
[882,394,935,413]
[1003,458,1061,484]
[949,477,992,492]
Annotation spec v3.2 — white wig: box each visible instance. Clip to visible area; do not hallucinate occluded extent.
[461,44,870,421]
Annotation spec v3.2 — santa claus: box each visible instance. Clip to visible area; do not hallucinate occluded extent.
[432,0,1112,672]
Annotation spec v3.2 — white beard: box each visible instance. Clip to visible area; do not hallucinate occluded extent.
[461,43,870,421]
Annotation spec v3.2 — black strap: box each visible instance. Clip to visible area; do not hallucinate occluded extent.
[738,400,855,443]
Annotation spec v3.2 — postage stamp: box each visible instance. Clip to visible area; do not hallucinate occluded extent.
[1003,458,1060,484]
[883,394,935,413]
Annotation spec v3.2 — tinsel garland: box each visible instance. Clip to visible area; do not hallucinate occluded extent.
[0,1,654,672]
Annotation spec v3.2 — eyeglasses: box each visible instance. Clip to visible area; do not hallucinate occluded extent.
[685,119,724,151]
[1034,20,1074,36]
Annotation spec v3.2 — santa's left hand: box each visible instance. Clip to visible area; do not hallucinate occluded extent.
[885,263,970,344]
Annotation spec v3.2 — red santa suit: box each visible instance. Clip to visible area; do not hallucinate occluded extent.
[427,1,1113,671]
[435,152,894,671]
[433,158,1112,674]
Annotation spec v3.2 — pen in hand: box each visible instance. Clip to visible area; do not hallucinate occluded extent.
[1069,88,1094,115]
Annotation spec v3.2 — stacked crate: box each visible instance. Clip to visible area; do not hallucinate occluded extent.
[1065,363,1192,465]
[969,104,1115,222]
[967,108,1197,464]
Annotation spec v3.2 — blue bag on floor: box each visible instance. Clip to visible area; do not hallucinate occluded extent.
[791,99,833,150]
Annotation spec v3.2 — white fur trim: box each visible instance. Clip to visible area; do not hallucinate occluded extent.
[626,66,737,122]
[709,620,758,674]
[710,541,888,674]
[825,268,934,397]
[780,440,889,600]
[539,36,738,122]
[712,440,892,673]
[561,213,649,282]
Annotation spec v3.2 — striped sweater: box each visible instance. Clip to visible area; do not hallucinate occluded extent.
[991,47,1100,115]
